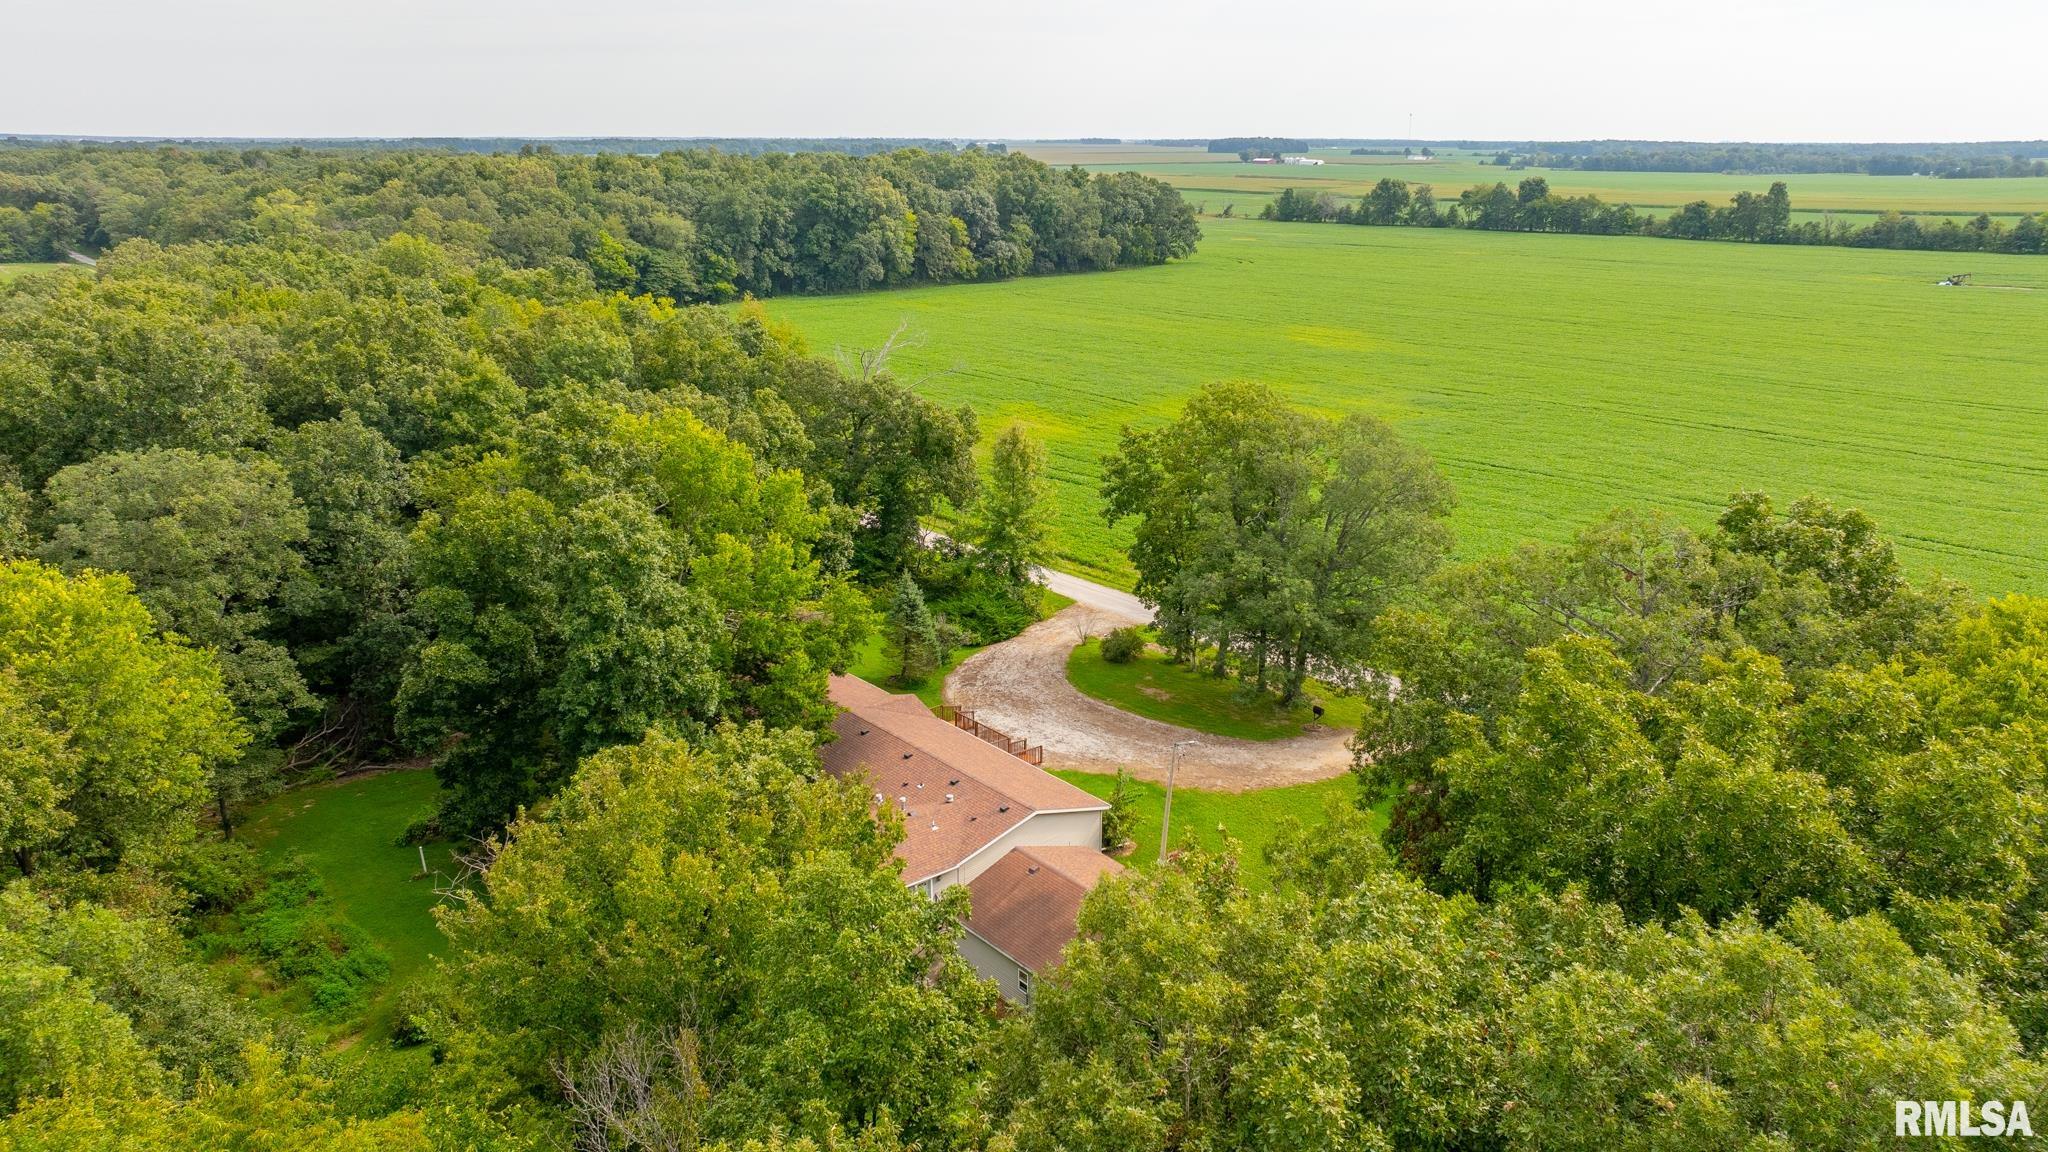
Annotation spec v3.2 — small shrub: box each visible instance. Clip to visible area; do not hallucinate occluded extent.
[312,977,367,1017]
[237,856,392,1021]
[158,837,263,914]
[1100,626,1146,664]
[395,807,444,847]
[389,972,451,1049]
[1102,767,1138,851]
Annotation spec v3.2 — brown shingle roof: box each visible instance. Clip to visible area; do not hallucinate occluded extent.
[820,674,1106,884]
[964,845,1126,971]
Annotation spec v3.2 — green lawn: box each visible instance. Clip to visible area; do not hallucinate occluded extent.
[847,587,1074,707]
[1053,769,1384,886]
[765,217,2048,594]
[848,632,981,709]
[0,262,76,281]
[1066,636,1360,740]
[237,768,456,1038]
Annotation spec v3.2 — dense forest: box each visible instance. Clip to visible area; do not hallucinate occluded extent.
[0,230,1050,838]
[2,136,993,157]
[3,188,2046,1145]
[0,143,1200,296]
[1263,176,2048,254]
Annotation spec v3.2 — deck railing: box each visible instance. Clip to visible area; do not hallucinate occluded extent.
[935,705,1044,765]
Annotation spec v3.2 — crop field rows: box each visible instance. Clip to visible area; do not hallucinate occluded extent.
[767,216,2048,593]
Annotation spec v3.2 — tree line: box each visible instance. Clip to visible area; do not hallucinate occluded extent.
[1509,140,2048,178]
[6,136,993,156]
[1263,175,2048,254]
[1206,137,1309,155]
[0,143,1198,295]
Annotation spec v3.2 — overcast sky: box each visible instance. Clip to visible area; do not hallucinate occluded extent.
[7,0,2043,143]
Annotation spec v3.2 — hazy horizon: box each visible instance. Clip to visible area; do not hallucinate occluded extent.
[7,134,2047,147]
[6,0,2042,144]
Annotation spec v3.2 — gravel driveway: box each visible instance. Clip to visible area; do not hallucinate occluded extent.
[944,603,1355,792]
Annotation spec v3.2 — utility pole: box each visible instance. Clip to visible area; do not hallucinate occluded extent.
[1158,739,1200,864]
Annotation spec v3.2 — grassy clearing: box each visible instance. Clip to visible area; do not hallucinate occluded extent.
[765,216,2048,594]
[1052,769,1383,886]
[848,632,980,709]
[847,586,1073,707]
[1066,636,1361,740]
[235,768,456,1039]
[0,262,76,281]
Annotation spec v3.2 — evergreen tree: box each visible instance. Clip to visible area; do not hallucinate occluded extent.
[883,571,943,682]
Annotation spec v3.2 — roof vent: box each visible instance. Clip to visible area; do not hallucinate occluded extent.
[998,804,1010,813]
[915,782,925,789]
[901,752,913,760]
[858,729,869,736]
[948,778,959,786]
[944,793,955,803]
[898,796,908,805]
[1027,865,1039,875]
[929,822,939,832]
[873,792,883,804]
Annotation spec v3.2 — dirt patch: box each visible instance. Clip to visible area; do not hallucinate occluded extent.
[945,604,1354,792]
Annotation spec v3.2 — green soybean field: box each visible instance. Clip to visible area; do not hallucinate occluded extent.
[764,215,2048,592]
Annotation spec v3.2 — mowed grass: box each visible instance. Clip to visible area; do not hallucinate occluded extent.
[1053,768,1384,886]
[238,768,457,1037]
[764,216,2048,593]
[849,632,982,709]
[1011,144,2048,217]
[0,262,76,281]
[847,587,1074,707]
[1067,637,1362,740]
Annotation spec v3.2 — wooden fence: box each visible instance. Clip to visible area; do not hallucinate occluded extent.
[935,705,1044,765]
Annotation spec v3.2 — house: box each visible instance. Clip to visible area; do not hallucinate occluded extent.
[821,674,1123,1002]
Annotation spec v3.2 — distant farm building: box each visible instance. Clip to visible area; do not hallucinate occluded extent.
[1282,155,1326,166]
[820,674,1124,1004]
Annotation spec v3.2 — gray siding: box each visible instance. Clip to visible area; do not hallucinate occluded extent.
[958,928,1033,1004]
[929,809,1104,895]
